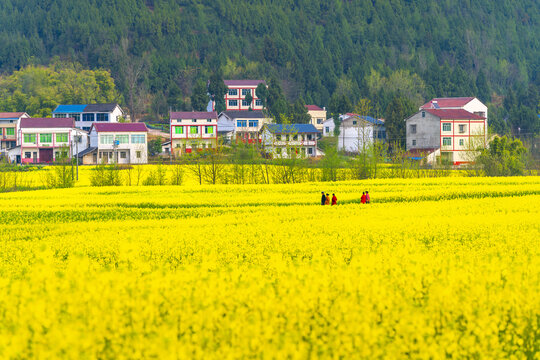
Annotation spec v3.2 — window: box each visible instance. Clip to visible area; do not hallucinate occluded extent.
[136,151,141,159]
[120,152,127,159]
[293,134,298,140]
[192,119,197,123]
[190,126,198,134]
[410,124,417,134]
[442,123,452,132]
[83,127,91,132]
[248,120,259,127]
[242,89,251,96]
[100,135,114,144]
[228,100,238,107]
[474,112,486,118]
[55,113,67,118]
[352,120,357,125]
[317,118,323,124]
[237,120,247,127]
[459,124,466,134]
[459,139,465,146]
[443,137,452,146]
[6,128,15,136]
[56,133,68,143]
[242,100,251,107]
[308,148,313,155]
[131,135,145,144]
[83,113,94,122]
[412,139,416,146]
[325,127,329,133]
[175,126,184,135]
[422,111,426,118]
[72,114,80,122]
[207,119,213,123]
[24,152,32,158]
[255,99,262,106]
[116,135,129,144]
[307,134,313,140]
[228,89,238,96]
[40,134,52,143]
[205,126,214,134]
[276,135,281,141]
[96,113,109,122]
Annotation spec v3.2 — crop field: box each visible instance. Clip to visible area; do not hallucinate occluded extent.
[0,176,539,358]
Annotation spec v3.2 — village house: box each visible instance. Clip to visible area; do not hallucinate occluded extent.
[217,110,272,144]
[337,113,386,153]
[78,123,148,165]
[214,80,266,111]
[420,97,487,119]
[52,103,125,132]
[322,118,336,137]
[405,108,487,165]
[0,112,29,154]
[305,105,327,131]
[260,124,320,158]
[16,117,88,164]
[170,111,218,156]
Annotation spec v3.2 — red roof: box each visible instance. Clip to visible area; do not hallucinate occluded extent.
[421,97,476,109]
[20,117,75,128]
[92,123,148,132]
[424,109,485,120]
[170,111,217,120]
[305,105,324,111]
[224,80,266,87]
[0,112,27,119]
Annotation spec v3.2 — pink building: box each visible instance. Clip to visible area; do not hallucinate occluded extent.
[214,80,266,111]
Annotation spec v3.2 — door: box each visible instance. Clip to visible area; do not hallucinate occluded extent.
[39,148,53,163]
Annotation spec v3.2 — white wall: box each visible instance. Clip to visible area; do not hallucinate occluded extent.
[337,121,375,153]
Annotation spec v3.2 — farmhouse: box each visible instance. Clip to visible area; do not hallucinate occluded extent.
[214,80,266,111]
[337,113,386,153]
[420,97,487,119]
[322,118,335,137]
[170,111,218,156]
[53,103,125,131]
[260,123,319,158]
[217,110,272,144]
[304,105,327,131]
[0,112,29,154]
[18,117,88,164]
[79,123,148,165]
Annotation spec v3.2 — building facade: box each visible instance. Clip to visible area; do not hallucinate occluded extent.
[337,114,386,153]
[79,123,148,164]
[406,108,487,165]
[53,103,124,131]
[322,118,336,137]
[305,105,327,131]
[18,117,87,164]
[213,80,266,111]
[0,112,29,153]
[420,97,488,120]
[170,111,218,156]
[260,124,319,158]
[217,111,272,144]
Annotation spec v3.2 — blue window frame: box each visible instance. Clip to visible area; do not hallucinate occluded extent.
[237,120,247,127]
[83,113,94,122]
[248,120,259,127]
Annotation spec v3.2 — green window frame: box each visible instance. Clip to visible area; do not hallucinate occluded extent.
[205,126,214,134]
[131,135,145,144]
[116,135,129,144]
[175,126,184,135]
[442,123,452,132]
[100,135,113,145]
[24,134,36,143]
[443,137,452,146]
[6,128,15,136]
[40,133,52,143]
[56,133,68,143]
[190,126,198,134]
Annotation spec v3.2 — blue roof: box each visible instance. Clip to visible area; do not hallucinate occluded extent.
[265,123,320,133]
[355,115,384,126]
[53,105,87,113]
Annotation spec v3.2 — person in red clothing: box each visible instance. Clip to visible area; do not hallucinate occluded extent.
[361,192,366,204]
[331,193,337,205]
[365,191,371,204]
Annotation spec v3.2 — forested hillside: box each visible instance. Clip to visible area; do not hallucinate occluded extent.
[0,0,538,134]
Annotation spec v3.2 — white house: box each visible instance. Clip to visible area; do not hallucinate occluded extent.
[79,123,148,164]
[17,117,88,164]
[322,118,335,137]
[218,110,272,144]
[170,111,218,156]
[420,97,487,120]
[213,80,266,111]
[337,114,386,153]
[305,105,327,131]
[0,112,29,154]
[406,108,487,165]
[53,103,124,132]
[260,124,319,158]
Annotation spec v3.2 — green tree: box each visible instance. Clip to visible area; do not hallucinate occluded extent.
[385,95,416,150]
[477,136,528,176]
[208,74,227,114]
[191,80,209,111]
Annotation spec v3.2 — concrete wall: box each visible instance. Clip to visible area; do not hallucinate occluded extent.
[406,112,440,150]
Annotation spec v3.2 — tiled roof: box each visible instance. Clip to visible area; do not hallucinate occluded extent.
[20,118,75,128]
[305,105,324,111]
[84,103,120,112]
[92,123,148,132]
[265,124,320,134]
[224,80,266,86]
[53,105,88,113]
[344,113,385,125]
[77,147,97,157]
[221,110,267,119]
[421,97,476,109]
[53,104,120,113]
[0,112,27,119]
[170,111,218,120]
[424,109,485,120]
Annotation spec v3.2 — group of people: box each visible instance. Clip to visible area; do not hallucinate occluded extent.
[361,191,370,204]
[321,192,337,206]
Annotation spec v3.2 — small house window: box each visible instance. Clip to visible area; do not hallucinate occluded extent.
[255,99,262,106]
[442,123,452,132]
[443,137,452,146]
[317,118,323,124]
[228,100,238,107]
[325,127,329,133]
[40,133,52,143]
[207,119,212,123]
[242,89,251,96]
[308,148,313,155]
[410,124,417,134]
[56,133,68,143]
[175,126,184,134]
[248,120,259,127]
[190,126,198,134]
[422,111,425,118]
[237,120,247,127]
[192,119,197,123]
[83,113,94,122]
[459,124,466,134]
[412,139,416,146]
[242,100,250,107]
[228,89,238,96]
[136,151,141,158]
[96,113,109,122]
[120,152,127,159]
[352,120,357,125]
[459,139,465,146]
[6,128,15,136]
[205,126,214,134]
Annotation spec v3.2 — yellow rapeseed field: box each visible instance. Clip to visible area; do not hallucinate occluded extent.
[0,175,539,358]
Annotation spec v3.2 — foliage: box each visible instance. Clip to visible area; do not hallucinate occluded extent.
[147,138,163,157]
[190,80,210,111]
[384,95,417,150]
[477,136,528,176]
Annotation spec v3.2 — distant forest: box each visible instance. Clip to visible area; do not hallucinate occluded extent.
[0,0,538,135]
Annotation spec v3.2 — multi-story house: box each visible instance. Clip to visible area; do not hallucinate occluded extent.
[260,124,319,158]
[406,108,487,165]
[0,112,29,153]
[18,117,88,164]
[305,105,327,131]
[420,97,488,119]
[170,111,218,156]
[337,113,386,153]
[79,123,148,164]
[217,110,272,144]
[52,103,124,131]
[213,80,266,111]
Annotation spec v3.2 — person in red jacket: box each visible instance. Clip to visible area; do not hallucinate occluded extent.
[325,194,330,205]
[331,193,337,205]
[361,192,366,204]
[365,191,371,204]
